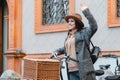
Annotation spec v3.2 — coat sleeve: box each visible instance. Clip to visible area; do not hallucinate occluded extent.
[54,47,65,55]
[82,8,98,39]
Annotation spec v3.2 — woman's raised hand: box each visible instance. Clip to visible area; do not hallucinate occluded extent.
[80,2,88,11]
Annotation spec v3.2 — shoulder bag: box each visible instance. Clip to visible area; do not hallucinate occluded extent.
[85,40,101,64]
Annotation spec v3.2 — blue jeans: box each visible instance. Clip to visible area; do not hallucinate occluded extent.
[69,71,80,80]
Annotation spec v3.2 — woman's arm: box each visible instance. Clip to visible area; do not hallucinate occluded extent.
[81,3,98,38]
[53,47,65,55]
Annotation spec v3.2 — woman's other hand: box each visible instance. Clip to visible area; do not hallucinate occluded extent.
[50,52,58,59]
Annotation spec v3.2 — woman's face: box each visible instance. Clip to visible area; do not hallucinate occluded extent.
[68,18,76,30]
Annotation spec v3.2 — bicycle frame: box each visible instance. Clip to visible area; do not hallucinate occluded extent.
[50,54,79,80]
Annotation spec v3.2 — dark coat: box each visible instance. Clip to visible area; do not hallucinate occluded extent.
[55,8,98,80]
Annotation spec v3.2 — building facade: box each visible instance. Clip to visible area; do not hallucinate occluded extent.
[0,0,120,78]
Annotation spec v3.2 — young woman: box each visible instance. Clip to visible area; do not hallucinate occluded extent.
[51,2,98,80]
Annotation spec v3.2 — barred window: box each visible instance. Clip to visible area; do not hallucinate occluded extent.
[108,0,120,27]
[42,0,69,25]
[117,0,120,17]
[35,0,75,33]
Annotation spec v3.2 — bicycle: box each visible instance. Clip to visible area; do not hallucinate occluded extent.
[50,54,103,80]
[50,54,79,80]
[95,54,120,80]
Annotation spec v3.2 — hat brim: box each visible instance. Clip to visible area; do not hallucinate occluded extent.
[65,15,84,27]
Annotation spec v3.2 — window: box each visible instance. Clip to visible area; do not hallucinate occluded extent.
[35,0,75,33]
[117,0,120,17]
[42,0,69,25]
[108,0,120,27]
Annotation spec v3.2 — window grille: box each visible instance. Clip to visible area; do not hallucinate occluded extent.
[117,0,120,17]
[42,0,69,25]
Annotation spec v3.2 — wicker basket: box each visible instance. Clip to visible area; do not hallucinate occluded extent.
[23,58,61,80]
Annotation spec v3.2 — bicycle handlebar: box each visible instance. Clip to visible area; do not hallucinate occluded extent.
[50,54,79,63]
[50,55,55,59]
[102,54,118,58]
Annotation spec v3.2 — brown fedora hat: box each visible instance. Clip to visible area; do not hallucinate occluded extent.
[65,13,84,27]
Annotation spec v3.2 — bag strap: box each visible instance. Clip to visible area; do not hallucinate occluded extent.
[84,38,95,54]
[84,39,91,54]
[90,40,95,48]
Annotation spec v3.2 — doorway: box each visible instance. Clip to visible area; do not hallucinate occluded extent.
[0,0,3,75]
